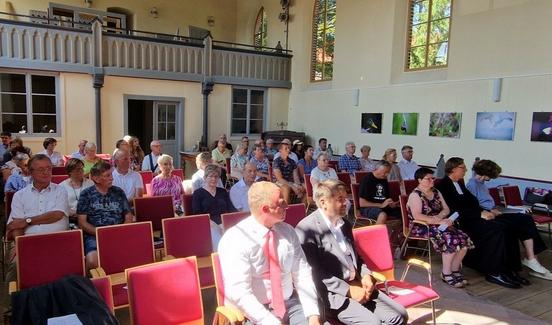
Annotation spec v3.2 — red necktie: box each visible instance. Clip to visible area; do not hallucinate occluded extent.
[263,229,286,319]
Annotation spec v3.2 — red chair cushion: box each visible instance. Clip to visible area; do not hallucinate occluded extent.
[163,215,212,258]
[285,203,306,228]
[377,280,439,308]
[112,283,129,307]
[533,214,552,224]
[221,212,249,232]
[134,195,174,231]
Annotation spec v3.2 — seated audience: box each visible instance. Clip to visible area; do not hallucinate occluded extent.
[2,148,29,181]
[358,161,400,224]
[210,133,233,152]
[71,139,87,159]
[230,143,248,175]
[60,158,94,219]
[229,162,257,212]
[297,145,317,182]
[38,137,64,167]
[274,139,299,163]
[249,139,265,159]
[310,153,338,191]
[313,137,330,160]
[126,136,144,171]
[4,154,30,193]
[408,167,474,288]
[382,148,402,182]
[240,136,250,153]
[359,145,376,172]
[192,164,236,249]
[398,145,419,180]
[264,138,278,160]
[339,141,362,175]
[7,154,69,239]
[141,140,162,173]
[292,140,305,160]
[467,159,552,280]
[77,161,133,270]
[250,144,270,181]
[436,157,529,288]
[151,154,185,215]
[273,141,305,203]
[218,181,322,325]
[191,152,224,191]
[2,137,32,167]
[296,179,407,324]
[0,131,12,163]
[82,142,102,176]
[112,149,144,205]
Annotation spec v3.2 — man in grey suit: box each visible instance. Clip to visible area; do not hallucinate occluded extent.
[295,179,407,325]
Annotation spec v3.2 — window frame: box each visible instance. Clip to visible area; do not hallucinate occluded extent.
[230,87,267,137]
[0,69,61,136]
[310,0,336,82]
[405,0,453,71]
[253,7,268,49]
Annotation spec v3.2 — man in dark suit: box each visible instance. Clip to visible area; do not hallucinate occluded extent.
[295,179,407,325]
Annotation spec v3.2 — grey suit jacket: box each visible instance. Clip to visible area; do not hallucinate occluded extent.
[295,210,370,311]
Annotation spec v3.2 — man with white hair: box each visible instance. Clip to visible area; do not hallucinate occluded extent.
[112,149,143,205]
[142,140,162,173]
[71,139,88,159]
[229,162,257,212]
[338,142,362,175]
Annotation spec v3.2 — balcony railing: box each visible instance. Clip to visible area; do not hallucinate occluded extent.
[0,13,292,88]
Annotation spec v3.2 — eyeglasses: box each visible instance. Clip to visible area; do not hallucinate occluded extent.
[32,167,52,174]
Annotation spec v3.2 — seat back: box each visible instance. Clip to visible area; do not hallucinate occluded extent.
[353,225,395,280]
[51,166,67,175]
[388,180,401,201]
[399,195,410,236]
[221,211,249,232]
[354,171,369,184]
[211,253,225,306]
[163,214,212,259]
[138,171,154,195]
[51,175,69,184]
[268,164,274,182]
[96,222,155,275]
[225,158,232,175]
[351,183,361,219]
[91,277,114,312]
[403,179,418,195]
[488,187,502,206]
[304,174,313,201]
[16,230,85,290]
[173,169,184,180]
[182,193,194,216]
[328,160,338,171]
[502,185,524,206]
[285,203,306,227]
[134,195,175,231]
[337,172,352,193]
[126,257,203,325]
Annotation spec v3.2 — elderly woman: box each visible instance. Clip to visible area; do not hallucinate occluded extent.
[2,137,31,165]
[297,145,317,182]
[467,159,552,280]
[2,147,29,181]
[191,152,224,192]
[436,157,528,288]
[82,142,102,176]
[230,144,248,175]
[408,167,474,288]
[359,145,376,172]
[38,137,64,167]
[382,148,402,181]
[60,158,94,218]
[4,154,31,193]
[310,153,337,191]
[151,154,185,215]
[192,164,236,249]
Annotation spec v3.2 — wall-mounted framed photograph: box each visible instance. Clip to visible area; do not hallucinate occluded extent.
[530,112,552,142]
[361,113,382,134]
[429,112,462,138]
[475,112,516,141]
[392,113,418,135]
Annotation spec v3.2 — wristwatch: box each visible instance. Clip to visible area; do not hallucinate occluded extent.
[25,218,32,225]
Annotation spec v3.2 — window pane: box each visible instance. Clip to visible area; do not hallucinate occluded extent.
[429,18,449,44]
[167,107,176,122]
[157,123,166,140]
[2,114,27,133]
[251,90,264,104]
[250,105,264,119]
[32,114,56,133]
[428,42,448,66]
[233,89,247,104]
[410,23,428,47]
[166,122,175,140]
[1,94,27,113]
[232,104,247,119]
[411,0,429,25]
[158,105,167,122]
[249,119,263,134]
[32,95,56,114]
[0,74,25,93]
[408,46,427,69]
[31,75,55,94]
[231,119,246,134]
[431,0,451,20]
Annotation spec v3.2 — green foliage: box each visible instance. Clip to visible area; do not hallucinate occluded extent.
[312,0,336,81]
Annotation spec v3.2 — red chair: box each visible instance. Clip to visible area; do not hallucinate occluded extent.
[354,171,369,184]
[304,174,314,211]
[182,193,194,216]
[97,153,111,163]
[285,203,306,227]
[221,211,249,232]
[337,172,352,194]
[2,191,15,279]
[9,230,85,292]
[138,171,154,195]
[162,214,214,288]
[388,180,401,202]
[51,166,66,175]
[51,174,69,184]
[268,164,274,182]
[126,257,205,325]
[328,160,338,171]
[173,169,184,180]
[134,195,175,232]
[91,222,155,309]
[398,195,431,263]
[403,179,418,195]
[91,277,115,312]
[488,187,502,206]
[211,253,246,324]
[353,225,439,325]
[350,183,375,228]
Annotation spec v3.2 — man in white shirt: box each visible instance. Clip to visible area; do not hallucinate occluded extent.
[71,139,88,159]
[218,182,321,325]
[229,162,257,212]
[112,149,144,205]
[7,154,69,239]
[141,140,162,173]
[313,137,329,160]
[397,145,419,180]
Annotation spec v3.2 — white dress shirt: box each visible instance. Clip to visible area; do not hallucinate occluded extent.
[141,153,161,173]
[218,216,319,325]
[319,210,356,281]
[38,150,64,166]
[8,182,69,235]
[112,168,143,200]
[398,159,419,180]
[229,179,250,212]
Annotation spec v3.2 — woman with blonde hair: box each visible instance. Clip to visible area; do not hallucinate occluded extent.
[151,154,185,215]
[82,142,102,176]
[382,148,402,181]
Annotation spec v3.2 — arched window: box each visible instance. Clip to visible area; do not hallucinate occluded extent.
[253,7,267,49]
[311,0,336,81]
[406,0,452,70]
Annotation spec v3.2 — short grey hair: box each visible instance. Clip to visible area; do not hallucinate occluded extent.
[374,160,391,170]
[113,148,129,161]
[345,141,355,147]
[204,164,221,178]
[13,153,30,164]
[314,179,347,208]
[84,142,97,151]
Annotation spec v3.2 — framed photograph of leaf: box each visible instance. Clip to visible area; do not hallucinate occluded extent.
[361,113,382,134]
[392,113,418,135]
[475,112,516,141]
[530,112,552,142]
[429,112,462,138]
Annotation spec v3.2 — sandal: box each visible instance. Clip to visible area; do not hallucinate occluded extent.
[452,271,469,285]
[442,272,464,288]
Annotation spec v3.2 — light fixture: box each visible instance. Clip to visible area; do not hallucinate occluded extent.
[207,16,215,27]
[150,7,158,18]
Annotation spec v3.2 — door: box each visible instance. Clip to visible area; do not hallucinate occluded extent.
[153,101,178,166]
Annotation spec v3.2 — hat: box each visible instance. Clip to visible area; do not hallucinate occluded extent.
[281,138,291,145]
[292,140,303,146]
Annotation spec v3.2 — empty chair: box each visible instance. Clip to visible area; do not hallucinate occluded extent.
[134,195,174,232]
[163,214,214,288]
[221,211,249,232]
[336,172,352,193]
[285,203,306,227]
[51,174,69,184]
[502,185,552,241]
[488,187,502,206]
[126,257,204,325]
[138,171,154,195]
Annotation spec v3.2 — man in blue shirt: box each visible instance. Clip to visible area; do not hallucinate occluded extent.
[338,141,362,175]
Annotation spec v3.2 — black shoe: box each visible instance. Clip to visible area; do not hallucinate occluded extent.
[508,272,531,286]
[485,274,521,289]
